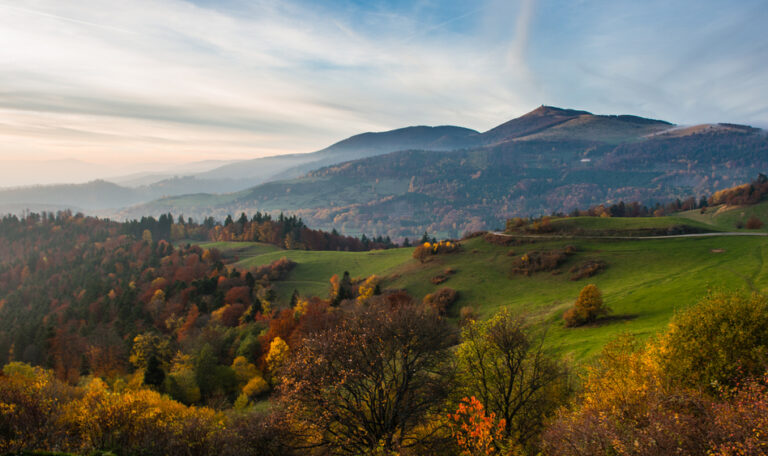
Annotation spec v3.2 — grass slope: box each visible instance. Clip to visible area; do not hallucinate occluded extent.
[206,243,414,302]
[202,226,768,362]
[545,215,719,234]
[678,200,768,232]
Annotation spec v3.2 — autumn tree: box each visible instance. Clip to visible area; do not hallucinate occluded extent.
[563,284,609,327]
[448,396,507,456]
[660,291,768,390]
[413,243,431,263]
[542,292,768,456]
[457,309,568,451]
[279,300,456,454]
[423,287,459,315]
[541,335,712,456]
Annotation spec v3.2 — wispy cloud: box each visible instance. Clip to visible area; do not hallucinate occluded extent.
[0,0,766,185]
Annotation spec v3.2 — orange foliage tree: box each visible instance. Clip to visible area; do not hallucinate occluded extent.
[448,396,506,455]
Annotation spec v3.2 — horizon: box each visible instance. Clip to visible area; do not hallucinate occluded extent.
[1,0,768,186]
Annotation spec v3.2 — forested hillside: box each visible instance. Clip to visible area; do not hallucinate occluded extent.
[1,181,768,455]
[125,108,768,239]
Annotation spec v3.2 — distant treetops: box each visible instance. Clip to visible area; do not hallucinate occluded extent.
[507,173,768,226]
[412,239,461,263]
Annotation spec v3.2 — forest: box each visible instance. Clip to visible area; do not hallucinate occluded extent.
[1,179,768,455]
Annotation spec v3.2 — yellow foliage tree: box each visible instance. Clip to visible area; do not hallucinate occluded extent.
[231,356,259,388]
[357,275,379,303]
[266,336,289,380]
[242,375,270,398]
[563,284,609,327]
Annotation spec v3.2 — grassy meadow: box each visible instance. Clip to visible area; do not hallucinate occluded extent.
[197,208,768,362]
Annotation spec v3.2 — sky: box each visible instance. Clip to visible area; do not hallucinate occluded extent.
[0,0,767,185]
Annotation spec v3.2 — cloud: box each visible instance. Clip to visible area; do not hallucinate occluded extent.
[0,0,766,186]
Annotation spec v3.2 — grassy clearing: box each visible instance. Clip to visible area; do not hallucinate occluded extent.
[387,235,768,360]
[225,246,413,301]
[546,215,719,233]
[202,229,768,362]
[678,200,768,232]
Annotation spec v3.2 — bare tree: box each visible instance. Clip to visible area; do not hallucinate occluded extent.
[279,298,456,454]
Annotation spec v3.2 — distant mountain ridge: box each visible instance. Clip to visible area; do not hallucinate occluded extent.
[197,125,481,183]
[3,105,766,239]
[116,106,767,239]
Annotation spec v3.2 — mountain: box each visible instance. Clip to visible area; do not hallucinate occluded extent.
[479,105,672,144]
[0,180,142,213]
[0,125,483,214]
[120,106,768,238]
[195,125,480,183]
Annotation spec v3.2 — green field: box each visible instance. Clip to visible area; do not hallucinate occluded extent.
[200,221,768,362]
[200,241,414,302]
[678,200,768,232]
[546,215,719,234]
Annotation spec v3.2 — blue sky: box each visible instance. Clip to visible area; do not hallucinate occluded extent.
[0,0,766,183]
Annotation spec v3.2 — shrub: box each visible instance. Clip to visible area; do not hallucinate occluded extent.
[661,291,768,390]
[431,274,448,285]
[569,260,607,281]
[424,287,459,315]
[459,306,478,326]
[563,284,609,327]
[543,293,768,456]
[413,244,431,263]
[746,216,764,229]
[511,249,572,276]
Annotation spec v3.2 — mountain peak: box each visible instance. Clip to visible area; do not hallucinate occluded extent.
[523,105,592,118]
[481,106,592,143]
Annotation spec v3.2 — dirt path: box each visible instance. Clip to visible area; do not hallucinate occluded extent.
[489,231,768,240]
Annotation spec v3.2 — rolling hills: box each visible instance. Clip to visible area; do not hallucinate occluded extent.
[3,106,766,241]
[193,205,768,361]
[127,107,768,239]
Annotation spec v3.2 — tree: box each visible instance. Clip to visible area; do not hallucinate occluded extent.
[661,291,768,390]
[129,332,172,372]
[413,243,431,263]
[143,354,165,388]
[457,309,568,451]
[448,396,507,456]
[265,336,289,381]
[563,284,609,327]
[279,300,456,454]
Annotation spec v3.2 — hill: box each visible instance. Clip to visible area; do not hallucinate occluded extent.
[191,125,480,183]
[7,106,767,235]
[479,105,671,144]
[197,225,767,361]
[0,125,480,214]
[125,111,768,238]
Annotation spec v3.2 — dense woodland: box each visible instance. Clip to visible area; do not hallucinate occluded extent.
[125,126,768,239]
[2,182,768,455]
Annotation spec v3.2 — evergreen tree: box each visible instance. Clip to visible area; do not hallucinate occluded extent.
[143,354,165,388]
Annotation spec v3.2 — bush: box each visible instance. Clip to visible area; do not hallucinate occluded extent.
[661,291,768,390]
[563,284,609,327]
[746,216,764,229]
[569,260,607,281]
[430,274,447,285]
[423,287,459,315]
[511,249,572,276]
[459,306,478,326]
